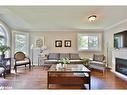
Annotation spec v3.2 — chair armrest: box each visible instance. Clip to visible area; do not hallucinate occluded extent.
[102,60,107,67]
[25,57,31,62]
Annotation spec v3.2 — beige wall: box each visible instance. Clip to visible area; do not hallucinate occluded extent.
[104,20,127,68]
[30,31,104,58]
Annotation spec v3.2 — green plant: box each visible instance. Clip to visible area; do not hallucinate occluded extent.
[83,58,90,66]
[59,57,70,64]
[0,45,10,55]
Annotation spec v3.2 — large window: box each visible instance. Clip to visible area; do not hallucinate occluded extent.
[12,31,29,55]
[0,25,7,45]
[78,33,102,51]
[15,33,27,53]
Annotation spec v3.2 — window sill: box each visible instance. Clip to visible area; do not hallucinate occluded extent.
[78,49,102,52]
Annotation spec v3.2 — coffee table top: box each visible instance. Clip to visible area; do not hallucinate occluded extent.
[48,64,90,73]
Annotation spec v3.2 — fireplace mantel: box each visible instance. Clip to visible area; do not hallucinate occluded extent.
[112,49,127,80]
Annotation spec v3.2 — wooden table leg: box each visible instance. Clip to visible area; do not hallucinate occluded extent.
[89,72,91,90]
[47,72,49,89]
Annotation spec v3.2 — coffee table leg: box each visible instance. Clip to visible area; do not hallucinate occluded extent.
[89,72,91,90]
[47,72,49,89]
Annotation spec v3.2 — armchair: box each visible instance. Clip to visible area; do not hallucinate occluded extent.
[89,54,106,73]
[14,52,31,73]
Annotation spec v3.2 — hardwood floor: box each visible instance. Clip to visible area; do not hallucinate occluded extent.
[0,66,127,90]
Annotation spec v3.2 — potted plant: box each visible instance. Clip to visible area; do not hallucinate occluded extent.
[0,45,10,59]
[83,58,90,67]
[59,57,70,68]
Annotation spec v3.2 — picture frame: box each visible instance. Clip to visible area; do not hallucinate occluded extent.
[64,40,71,47]
[34,36,45,48]
[55,40,62,47]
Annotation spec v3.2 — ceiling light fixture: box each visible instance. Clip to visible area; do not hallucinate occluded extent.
[88,15,97,22]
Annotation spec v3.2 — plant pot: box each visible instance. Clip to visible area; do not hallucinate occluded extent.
[62,64,67,68]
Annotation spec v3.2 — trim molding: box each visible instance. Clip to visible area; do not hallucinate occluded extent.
[105,18,127,30]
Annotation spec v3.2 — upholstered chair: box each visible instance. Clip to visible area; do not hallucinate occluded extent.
[89,54,106,73]
[14,52,31,73]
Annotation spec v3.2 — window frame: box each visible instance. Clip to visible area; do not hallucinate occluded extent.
[12,31,29,56]
[0,25,7,45]
[77,33,102,52]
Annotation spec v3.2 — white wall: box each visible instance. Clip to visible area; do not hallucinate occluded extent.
[104,20,127,68]
[30,31,104,58]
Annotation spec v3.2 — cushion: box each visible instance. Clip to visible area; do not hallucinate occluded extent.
[90,61,104,65]
[48,53,59,60]
[16,58,29,64]
[59,53,70,59]
[70,60,83,62]
[70,53,80,60]
[0,67,5,73]
[93,54,104,62]
[44,60,58,64]
[69,60,83,64]
[45,60,58,62]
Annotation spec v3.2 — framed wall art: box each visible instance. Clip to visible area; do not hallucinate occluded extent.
[34,36,45,48]
[55,40,62,47]
[64,40,71,47]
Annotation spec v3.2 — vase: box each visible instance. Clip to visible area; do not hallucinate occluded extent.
[56,63,63,69]
[62,64,67,69]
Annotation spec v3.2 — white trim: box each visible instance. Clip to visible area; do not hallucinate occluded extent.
[105,18,127,30]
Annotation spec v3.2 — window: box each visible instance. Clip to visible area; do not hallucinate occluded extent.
[15,34,27,53]
[12,31,29,55]
[0,25,7,45]
[78,33,102,51]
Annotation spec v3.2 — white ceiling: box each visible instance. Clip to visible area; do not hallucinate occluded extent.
[0,6,127,31]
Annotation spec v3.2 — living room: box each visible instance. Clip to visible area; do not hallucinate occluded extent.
[0,5,127,92]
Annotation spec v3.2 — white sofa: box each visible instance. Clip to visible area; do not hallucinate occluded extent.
[44,53,83,64]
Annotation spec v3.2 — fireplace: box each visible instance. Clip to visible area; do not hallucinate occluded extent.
[116,58,127,76]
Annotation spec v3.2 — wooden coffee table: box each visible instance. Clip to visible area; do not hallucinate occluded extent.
[47,64,91,89]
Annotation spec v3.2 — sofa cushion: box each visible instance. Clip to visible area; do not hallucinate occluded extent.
[90,60,106,67]
[48,53,59,60]
[16,58,30,64]
[93,54,104,62]
[90,61,104,65]
[70,53,80,60]
[59,53,70,59]
[44,60,58,64]
[70,60,83,63]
